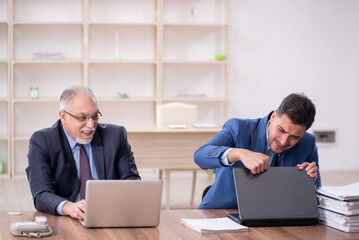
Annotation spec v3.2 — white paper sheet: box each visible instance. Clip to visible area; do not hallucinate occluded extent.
[180,217,248,233]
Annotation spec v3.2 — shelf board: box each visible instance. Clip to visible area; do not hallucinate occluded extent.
[163,60,228,65]
[0,60,9,63]
[97,97,156,102]
[13,173,27,179]
[0,135,9,140]
[0,174,11,179]
[13,60,83,64]
[89,60,156,64]
[163,23,228,28]
[162,97,227,102]
[13,21,83,26]
[0,97,9,101]
[89,22,157,27]
[13,136,31,141]
[13,98,59,103]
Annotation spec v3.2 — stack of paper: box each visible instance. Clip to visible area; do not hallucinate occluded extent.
[180,217,248,233]
[316,182,359,232]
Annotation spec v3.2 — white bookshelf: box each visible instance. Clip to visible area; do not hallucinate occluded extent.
[6,0,232,177]
[0,0,10,178]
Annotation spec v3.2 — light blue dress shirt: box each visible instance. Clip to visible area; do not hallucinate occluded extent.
[56,127,99,215]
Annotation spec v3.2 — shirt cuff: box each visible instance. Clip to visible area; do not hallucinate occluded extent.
[220,148,235,166]
[56,200,68,216]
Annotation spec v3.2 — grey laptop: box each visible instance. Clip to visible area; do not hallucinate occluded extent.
[228,167,319,227]
[80,180,163,228]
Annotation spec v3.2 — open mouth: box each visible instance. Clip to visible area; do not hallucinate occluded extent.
[80,129,94,139]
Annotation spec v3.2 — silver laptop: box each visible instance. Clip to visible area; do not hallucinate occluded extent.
[80,180,163,228]
[228,167,319,227]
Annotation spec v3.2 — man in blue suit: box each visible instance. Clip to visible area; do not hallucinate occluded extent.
[195,93,320,209]
[26,85,140,220]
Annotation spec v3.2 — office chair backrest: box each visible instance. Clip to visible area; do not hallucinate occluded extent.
[156,102,197,126]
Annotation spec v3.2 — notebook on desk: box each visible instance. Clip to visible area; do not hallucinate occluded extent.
[79,180,163,228]
[228,167,319,227]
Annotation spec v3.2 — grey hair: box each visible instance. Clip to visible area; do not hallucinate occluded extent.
[60,85,97,111]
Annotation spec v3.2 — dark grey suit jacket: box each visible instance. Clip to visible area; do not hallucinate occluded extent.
[26,120,141,215]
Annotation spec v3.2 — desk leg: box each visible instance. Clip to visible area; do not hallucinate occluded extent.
[166,170,171,210]
[208,169,214,184]
[190,170,197,205]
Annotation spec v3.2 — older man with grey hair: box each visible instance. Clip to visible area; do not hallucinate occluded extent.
[26,85,141,220]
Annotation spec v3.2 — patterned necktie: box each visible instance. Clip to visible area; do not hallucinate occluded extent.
[78,144,92,200]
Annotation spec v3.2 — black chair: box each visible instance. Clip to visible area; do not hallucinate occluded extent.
[202,185,212,200]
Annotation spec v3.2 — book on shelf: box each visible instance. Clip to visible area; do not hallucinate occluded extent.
[180,217,248,234]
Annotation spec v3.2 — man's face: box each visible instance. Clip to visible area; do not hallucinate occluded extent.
[59,95,99,144]
[267,111,306,154]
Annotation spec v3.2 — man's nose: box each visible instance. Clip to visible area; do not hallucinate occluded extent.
[86,118,95,128]
[280,134,290,146]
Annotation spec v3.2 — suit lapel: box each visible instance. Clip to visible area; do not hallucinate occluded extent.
[251,113,272,154]
[58,121,77,175]
[91,130,105,179]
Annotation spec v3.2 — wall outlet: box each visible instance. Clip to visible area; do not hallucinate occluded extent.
[313,130,335,143]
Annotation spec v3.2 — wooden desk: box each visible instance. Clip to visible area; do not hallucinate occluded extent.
[126,126,220,169]
[1,210,359,240]
[127,126,220,208]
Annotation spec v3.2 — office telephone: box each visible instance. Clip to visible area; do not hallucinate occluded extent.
[10,216,53,238]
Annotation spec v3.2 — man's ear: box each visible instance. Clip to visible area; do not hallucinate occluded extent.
[59,110,66,125]
[270,110,277,122]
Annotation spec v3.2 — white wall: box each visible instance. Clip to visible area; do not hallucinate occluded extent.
[231,0,359,170]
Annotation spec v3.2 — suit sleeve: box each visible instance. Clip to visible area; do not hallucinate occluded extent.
[26,132,69,215]
[194,119,238,169]
[306,138,321,188]
[116,127,141,180]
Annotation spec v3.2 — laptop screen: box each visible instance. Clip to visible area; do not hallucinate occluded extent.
[233,167,319,221]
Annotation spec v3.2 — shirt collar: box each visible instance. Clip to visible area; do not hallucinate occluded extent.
[266,119,271,152]
[62,125,77,150]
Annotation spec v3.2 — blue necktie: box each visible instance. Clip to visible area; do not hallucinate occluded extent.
[78,144,92,200]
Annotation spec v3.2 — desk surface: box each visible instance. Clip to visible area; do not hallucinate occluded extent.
[1,210,359,240]
[126,125,222,133]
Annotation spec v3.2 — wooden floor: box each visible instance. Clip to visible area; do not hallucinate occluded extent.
[1,170,359,212]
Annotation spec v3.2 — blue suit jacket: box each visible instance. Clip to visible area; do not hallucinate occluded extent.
[26,120,141,215]
[194,113,321,209]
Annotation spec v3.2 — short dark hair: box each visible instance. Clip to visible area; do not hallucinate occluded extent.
[277,93,316,130]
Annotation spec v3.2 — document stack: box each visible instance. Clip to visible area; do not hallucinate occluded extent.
[316,182,359,232]
[181,218,248,233]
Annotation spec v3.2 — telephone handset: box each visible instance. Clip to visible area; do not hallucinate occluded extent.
[10,216,53,238]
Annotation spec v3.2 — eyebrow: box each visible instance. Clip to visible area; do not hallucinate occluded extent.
[278,125,301,139]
